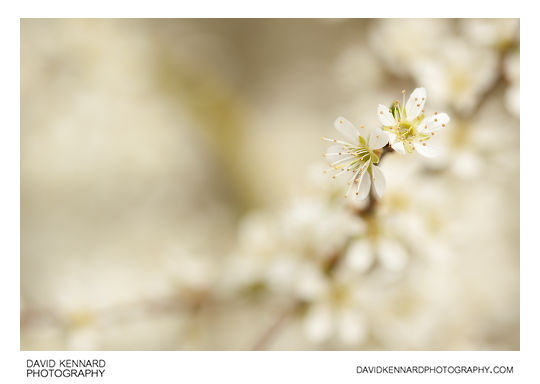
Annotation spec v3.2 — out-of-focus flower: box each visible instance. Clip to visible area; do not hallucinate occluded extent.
[281,197,364,259]
[344,238,409,273]
[323,117,388,199]
[378,87,450,158]
[504,50,520,117]
[219,196,364,298]
[163,247,216,292]
[460,19,519,49]
[368,19,450,77]
[411,39,498,114]
[302,280,367,346]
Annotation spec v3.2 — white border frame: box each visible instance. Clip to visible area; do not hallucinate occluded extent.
[3,2,537,382]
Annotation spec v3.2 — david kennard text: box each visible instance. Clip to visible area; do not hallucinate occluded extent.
[27,359,106,378]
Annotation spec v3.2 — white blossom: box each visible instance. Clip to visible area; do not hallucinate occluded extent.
[368,19,450,77]
[302,280,368,346]
[322,117,388,199]
[411,39,498,114]
[377,87,450,158]
[460,19,519,48]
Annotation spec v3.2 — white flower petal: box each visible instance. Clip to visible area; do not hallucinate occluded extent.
[357,123,369,140]
[356,168,371,200]
[377,239,408,271]
[337,309,367,346]
[426,112,450,132]
[415,142,440,158]
[371,165,386,198]
[344,240,374,273]
[368,126,389,150]
[266,258,297,293]
[334,116,359,144]
[377,104,396,127]
[386,132,397,144]
[303,304,334,343]
[390,140,406,154]
[417,118,429,134]
[405,87,427,120]
[325,144,347,163]
[294,263,327,301]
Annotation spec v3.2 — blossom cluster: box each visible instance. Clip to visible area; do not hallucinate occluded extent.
[323,87,450,200]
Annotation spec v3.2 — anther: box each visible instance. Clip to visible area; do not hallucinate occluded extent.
[402,90,406,94]
[434,119,438,122]
[442,124,446,127]
[434,112,438,115]
[340,120,343,124]
[422,109,425,113]
[416,104,420,107]
[423,143,426,146]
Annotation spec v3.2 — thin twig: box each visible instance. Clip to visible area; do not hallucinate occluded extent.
[21,290,213,329]
[457,46,510,120]
[250,301,302,350]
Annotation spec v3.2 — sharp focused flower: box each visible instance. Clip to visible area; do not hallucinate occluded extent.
[377,87,450,158]
[322,117,388,199]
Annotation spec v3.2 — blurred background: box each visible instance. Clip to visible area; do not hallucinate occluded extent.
[20,19,519,350]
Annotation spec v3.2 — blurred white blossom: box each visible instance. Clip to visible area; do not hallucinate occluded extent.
[303,283,368,346]
[460,18,519,48]
[411,39,498,114]
[369,19,450,77]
